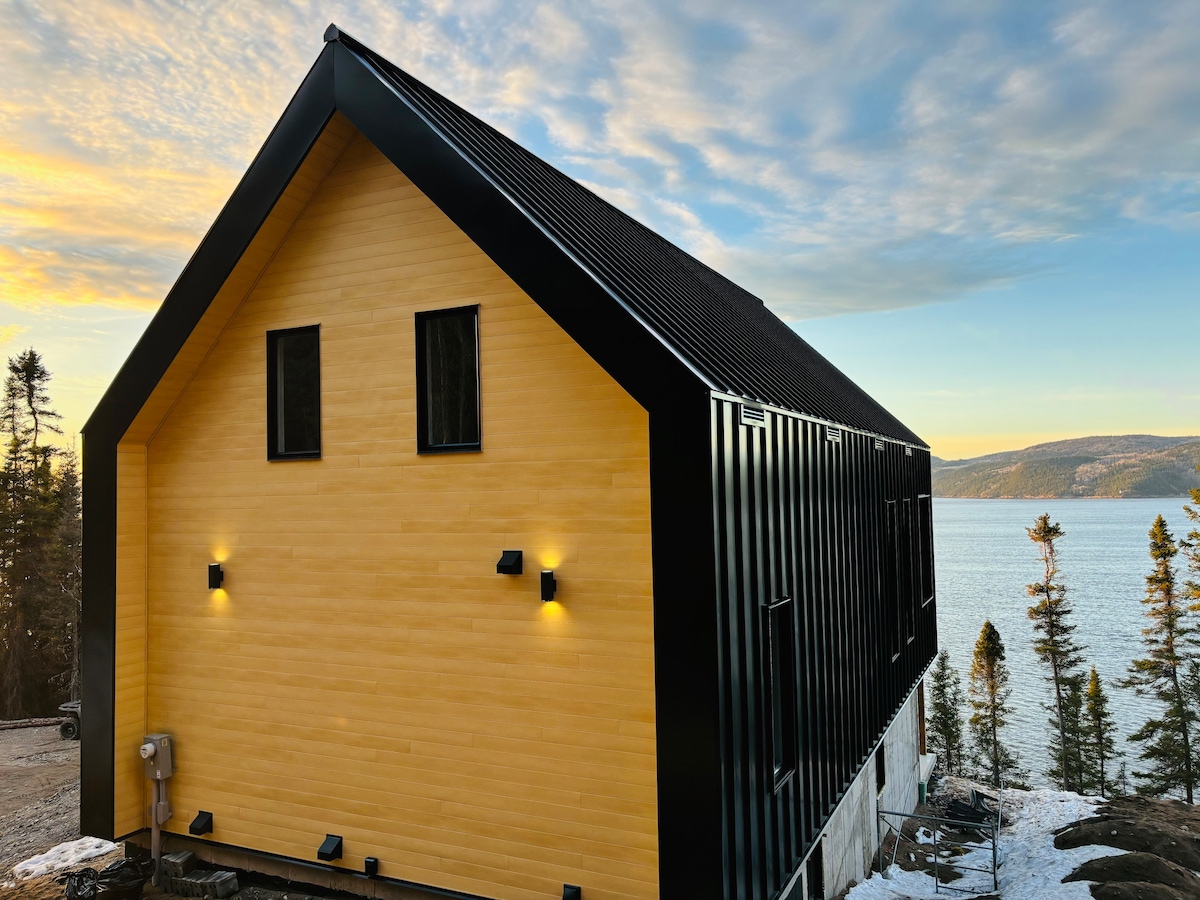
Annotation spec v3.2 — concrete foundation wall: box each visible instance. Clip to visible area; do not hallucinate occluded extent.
[798,683,923,898]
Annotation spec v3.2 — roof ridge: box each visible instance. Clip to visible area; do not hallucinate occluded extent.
[325,25,924,445]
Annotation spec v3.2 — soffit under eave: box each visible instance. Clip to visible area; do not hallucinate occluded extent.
[120,113,357,446]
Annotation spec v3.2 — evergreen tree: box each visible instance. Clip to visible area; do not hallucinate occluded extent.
[1082,666,1118,797]
[1119,515,1198,802]
[0,349,67,718]
[51,447,81,701]
[1026,513,1086,791]
[1182,468,1200,613]
[968,620,1022,787]
[927,648,966,775]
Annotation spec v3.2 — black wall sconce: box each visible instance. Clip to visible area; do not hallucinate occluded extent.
[364,857,379,877]
[207,563,224,590]
[317,834,343,861]
[189,810,213,836]
[563,885,581,900]
[541,570,557,602]
[496,550,523,575]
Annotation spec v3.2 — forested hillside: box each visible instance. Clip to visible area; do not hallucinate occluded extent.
[932,435,1200,498]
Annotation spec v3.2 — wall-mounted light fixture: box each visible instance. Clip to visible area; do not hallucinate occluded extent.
[563,885,582,900]
[317,834,343,862]
[207,563,224,590]
[496,550,523,575]
[541,570,557,603]
[189,810,214,836]
[364,857,379,877]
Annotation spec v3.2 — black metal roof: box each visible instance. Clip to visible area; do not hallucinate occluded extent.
[336,30,923,446]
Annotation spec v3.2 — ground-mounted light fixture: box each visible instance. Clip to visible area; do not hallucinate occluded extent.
[207,563,224,590]
[317,834,343,861]
[541,570,557,603]
[189,810,213,836]
[496,550,523,575]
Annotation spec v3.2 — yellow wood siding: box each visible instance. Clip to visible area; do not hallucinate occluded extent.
[117,128,657,900]
[113,443,148,836]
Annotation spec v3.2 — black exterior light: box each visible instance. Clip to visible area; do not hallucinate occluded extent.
[541,570,557,602]
[189,810,213,835]
[207,563,224,590]
[317,834,343,861]
[496,550,523,575]
[563,885,581,900]
[364,857,379,877]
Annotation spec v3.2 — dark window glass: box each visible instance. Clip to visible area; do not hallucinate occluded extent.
[267,325,321,459]
[876,745,887,793]
[885,500,901,660]
[766,598,797,789]
[918,494,935,604]
[416,306,480,452]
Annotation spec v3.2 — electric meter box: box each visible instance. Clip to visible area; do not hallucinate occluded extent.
[141,733,174,780]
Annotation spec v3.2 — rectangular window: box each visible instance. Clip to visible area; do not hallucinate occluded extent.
[876,745,887,793]
[885,500,901,660]
[267,325,321,459]
[765,598,797,790]
[918,494,935,605]
[416,306,481,453]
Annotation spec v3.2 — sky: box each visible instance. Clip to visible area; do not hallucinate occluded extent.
[0,0,1196,460]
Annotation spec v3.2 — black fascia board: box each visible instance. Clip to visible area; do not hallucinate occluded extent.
[79,42,337,841]
[330,40,704,413]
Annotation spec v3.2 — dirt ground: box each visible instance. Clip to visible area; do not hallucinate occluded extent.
[0,725,83,877]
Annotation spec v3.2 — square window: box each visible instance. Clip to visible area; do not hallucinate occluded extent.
[267,325,321,459]
[416,306,481,453]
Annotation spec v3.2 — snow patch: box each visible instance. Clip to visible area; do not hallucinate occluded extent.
[847,788,1124,900]
[12,837,118,879]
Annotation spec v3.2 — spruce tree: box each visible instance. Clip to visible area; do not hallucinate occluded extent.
[1082,666,1118,797]
[927,648,965,775]
[1119,515,1198,802]
[0,349,65,717]
[1026,513,1086,791]
[968,620,1021,787]
[1183,468,1200,613]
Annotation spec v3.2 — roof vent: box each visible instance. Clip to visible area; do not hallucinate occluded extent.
[874,438,885,451]
[740,405,766,428]
[826,426,842,443]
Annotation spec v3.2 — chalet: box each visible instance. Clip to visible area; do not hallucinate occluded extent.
[81,26,937,900]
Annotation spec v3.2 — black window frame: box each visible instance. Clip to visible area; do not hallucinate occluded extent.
[415,305,482,454]
[764,596,798,792]
[266,324,322,461]
[918,493,935,606]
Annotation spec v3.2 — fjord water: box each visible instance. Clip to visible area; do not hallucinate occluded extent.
[932,497,1196,788]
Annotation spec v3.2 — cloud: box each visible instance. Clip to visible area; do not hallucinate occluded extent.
[0,0,1198,321]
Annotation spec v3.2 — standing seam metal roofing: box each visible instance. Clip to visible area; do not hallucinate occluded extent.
[342,36,925,447]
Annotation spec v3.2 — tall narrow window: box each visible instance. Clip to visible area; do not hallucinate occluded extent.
[918,494,935,605]
[267,325,321,459]
[765,597,797,789]
[416,306,481,453]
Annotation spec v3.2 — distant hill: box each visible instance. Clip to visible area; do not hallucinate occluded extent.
[931,435,1200,498]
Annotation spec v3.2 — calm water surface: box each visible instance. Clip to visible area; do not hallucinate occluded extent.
[932,497,1196,788]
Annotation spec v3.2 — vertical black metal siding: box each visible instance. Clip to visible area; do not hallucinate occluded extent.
[713,399,936,900]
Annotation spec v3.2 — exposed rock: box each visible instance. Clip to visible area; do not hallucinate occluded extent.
[1054,797,1200,871]
[1063,852,1200,892]
[1089,883,1195,900]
